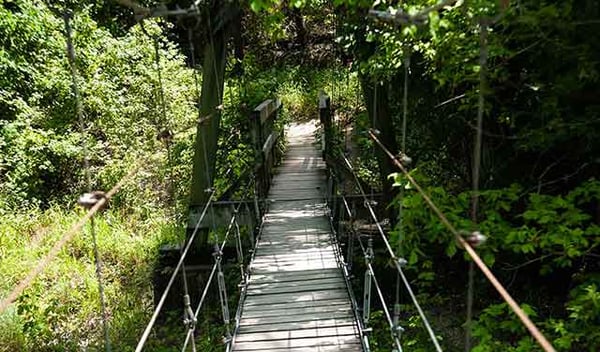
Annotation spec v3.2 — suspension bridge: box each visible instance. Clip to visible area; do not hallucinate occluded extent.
[0,92,556,352]
[0,3,560,352]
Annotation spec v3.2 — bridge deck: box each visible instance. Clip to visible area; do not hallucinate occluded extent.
[231,122,363,352]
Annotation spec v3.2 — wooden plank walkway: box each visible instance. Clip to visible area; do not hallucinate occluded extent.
[231,122,363,352]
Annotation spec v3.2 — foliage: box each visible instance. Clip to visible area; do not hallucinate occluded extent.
[0,1,197,210]
[1,0,599,351]
[0,205,180,351]
[0,1,200,350]
[388,170,599,349]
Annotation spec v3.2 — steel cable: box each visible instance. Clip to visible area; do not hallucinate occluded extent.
[0,165,141,315]
[152,33,197,352]
[338,152,441,350]
[64,12,111,351]
[356,236,404,352]
[368,130,556,352]
[134,190,215,352]
[180,176,253,351]
[465,20,488,352]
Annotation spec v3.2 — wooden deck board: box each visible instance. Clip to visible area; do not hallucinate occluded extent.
[231,121,362,351]
[241,303,351,318]
[233,336,361,351]
[239,315,356,331]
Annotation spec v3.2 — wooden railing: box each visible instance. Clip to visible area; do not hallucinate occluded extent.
[251,98,283,201]
[319,91,333,161]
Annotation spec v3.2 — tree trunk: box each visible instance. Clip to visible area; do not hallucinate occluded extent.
[188,27,228,247]
[361,77,399,225]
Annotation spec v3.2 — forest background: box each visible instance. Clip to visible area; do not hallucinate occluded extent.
[0,0,598,351]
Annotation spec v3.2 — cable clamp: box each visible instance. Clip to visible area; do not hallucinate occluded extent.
[213,251,223,259]
[461,230,487,247]
[78,191,107,210]
[364,237,374,263]
[397,257,408,267]
[198,114,211,124]
[397,152,412,166]
[363,199,378,208]
[182,294,197,330]
[204,187,214,193]
[394,324,405,336]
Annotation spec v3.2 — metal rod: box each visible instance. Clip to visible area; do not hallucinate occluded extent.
[356,236,404,351]
[362,237,373,325]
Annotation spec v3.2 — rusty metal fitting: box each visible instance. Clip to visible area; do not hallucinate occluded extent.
[398,152,412,166]
[78,191,106,210]
[465,231,487,247]
[363,200,378,208]
[182,294,197,330]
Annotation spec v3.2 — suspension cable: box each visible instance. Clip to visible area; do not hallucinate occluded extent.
[153,37,168,127]
[64,12,111,351]
[332,194,368,351]
[368,130,557,352]
[0,165,142,315]
[338,153,441,350]
[201,26,232,347]
[135,189,215,352]
[341,155,396,259]
[356,235,404,352]
[151,32,198,352]
[394,48,411,334]
[229,179,266,352]
[465,20,488,352]
[182,177,254,351]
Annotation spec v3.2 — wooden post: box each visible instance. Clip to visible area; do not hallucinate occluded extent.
[319,91,332,161]
[319,92,337,220]
[251,99,282,210]
[250,108,263,200]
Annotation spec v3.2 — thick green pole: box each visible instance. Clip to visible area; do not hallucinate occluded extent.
[360,77,399,225]
[188,28,228,246]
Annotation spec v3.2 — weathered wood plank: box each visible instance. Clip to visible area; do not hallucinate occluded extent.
[246,281,346,296]
[247,269,340,284]
[248,276,343,288]
[249,261,339,272]
[241,303,351,318]
[250,259,339,270]
[241,298,351,312]
[252,251,337,260]
[235,325,359,342]
[233,346,362,352]
[232,121,362,352]
[239,312,355,329]
[243,287,349,307]
[233,335,361,350]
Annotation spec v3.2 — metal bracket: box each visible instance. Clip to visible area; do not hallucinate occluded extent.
[460,230,487,247]
[183,294,197,330]
[78,191,106,209]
